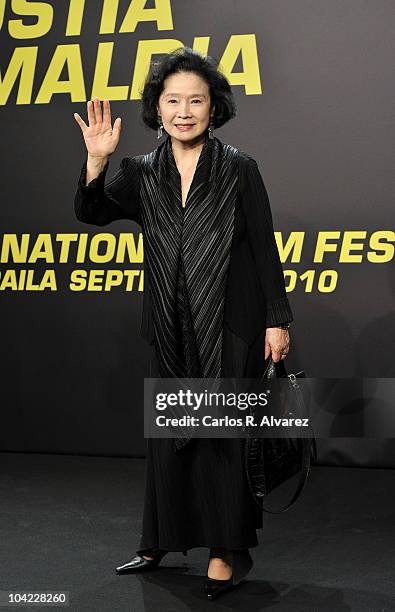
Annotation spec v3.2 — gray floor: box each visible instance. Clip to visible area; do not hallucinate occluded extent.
[1,452,394,611]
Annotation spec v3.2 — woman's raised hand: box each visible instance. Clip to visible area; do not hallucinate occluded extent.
[74,98,121,160]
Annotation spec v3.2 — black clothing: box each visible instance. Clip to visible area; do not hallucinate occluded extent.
[140,134,239,385]
[137,439,263,554]
[171,213,203,452]
[74,133,293,553]
[175,246,202,379]
[74,137,294,355]
[145,133,239,451]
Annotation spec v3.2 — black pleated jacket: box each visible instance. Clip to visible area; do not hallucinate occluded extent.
[74,140,294,378]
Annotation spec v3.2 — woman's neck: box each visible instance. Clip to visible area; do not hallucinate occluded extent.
[170,133,207,167]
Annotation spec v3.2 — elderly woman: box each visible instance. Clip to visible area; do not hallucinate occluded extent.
[73,47,293,600]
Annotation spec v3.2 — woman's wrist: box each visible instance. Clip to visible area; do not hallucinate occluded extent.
[87,154,109,169]
[86,155,109,184]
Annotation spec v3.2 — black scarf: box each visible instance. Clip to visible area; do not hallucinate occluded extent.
[139,132,240,451]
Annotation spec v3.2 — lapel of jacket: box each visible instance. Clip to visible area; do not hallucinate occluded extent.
[140,133,239,378]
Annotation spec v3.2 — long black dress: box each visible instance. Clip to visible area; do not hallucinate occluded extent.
[136,203,263,556]
[74,136,293,556]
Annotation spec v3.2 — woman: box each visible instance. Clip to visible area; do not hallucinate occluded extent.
[73,47,293,600]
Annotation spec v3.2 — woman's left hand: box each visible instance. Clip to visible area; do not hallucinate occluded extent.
[264,327,290,362]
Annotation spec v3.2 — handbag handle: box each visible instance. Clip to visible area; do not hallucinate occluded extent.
[259,356,315,514]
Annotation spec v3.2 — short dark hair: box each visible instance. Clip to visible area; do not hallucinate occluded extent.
[140,47,237,131]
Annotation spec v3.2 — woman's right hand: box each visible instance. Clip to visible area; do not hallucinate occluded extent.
[74,97,121,160]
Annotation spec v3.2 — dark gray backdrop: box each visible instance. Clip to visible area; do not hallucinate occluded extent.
[1,1,394,465]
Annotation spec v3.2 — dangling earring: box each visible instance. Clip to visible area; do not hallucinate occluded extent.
[208,118,214,139]
[157,115,163,139]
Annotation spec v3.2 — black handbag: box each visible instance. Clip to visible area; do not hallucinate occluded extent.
[245,357,317,514]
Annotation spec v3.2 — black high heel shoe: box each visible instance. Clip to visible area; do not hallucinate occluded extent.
[115,548,188,574]
[205,549,253,600]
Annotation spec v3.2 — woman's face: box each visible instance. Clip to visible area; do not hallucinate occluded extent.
[157,71,213,143]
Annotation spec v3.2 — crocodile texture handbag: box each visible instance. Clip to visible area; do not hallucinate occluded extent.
[245,356,317,513]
